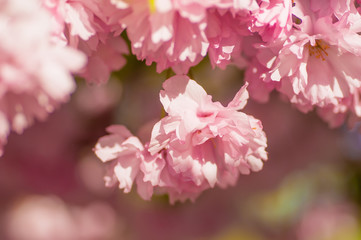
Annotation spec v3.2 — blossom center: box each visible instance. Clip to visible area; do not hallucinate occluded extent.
[307,39,330,61]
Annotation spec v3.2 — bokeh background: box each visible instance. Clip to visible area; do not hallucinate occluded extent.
[0,55,360,240]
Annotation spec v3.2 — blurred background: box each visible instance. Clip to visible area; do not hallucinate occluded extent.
[0,55,360,240]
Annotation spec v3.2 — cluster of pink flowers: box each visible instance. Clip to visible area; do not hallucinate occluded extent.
[113,0,290,72]
[246,0,361,127]
[95,76,267,203]
[2,0,361,202]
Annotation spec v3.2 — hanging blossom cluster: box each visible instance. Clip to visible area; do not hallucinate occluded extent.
[2,0,361,202]
[246,0,361,127]
[95,76,267,203]
[112,0,291,72]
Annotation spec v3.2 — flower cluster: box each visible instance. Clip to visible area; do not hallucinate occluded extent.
[113,0,292,72]
[245,0,361,127]
[95,76,267,203]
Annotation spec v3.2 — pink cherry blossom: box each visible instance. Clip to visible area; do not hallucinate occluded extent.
[251,0,293,42]
[148,75,267,201]
[245,0,361,127]
[95,124,218,203]
[116,0,208,74]
[95,76,267,203]
[94,125,145,194]
[0,0,85,156]
[205,9,250,69]
[43,0,129,83]
[114,0,264,73]
[5,196,118,240]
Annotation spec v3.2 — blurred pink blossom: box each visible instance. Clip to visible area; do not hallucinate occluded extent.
[0,0,85,156]
[297,202,359,240]
[113,0,274,73]
[5,196,118,240]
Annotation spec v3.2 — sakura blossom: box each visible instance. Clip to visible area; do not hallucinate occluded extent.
[113,0,269,73]
[94,125,145,194]
[43,0,129,84]
[95,76,267,203]
[0,0,85,156]
[254,0,294,40]
[114,0,208,73]
[148,75,268,202]
[245,0,361,127]
[5,196,118,240]
[205,9,250,69]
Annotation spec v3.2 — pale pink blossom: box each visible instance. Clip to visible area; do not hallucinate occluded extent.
[308,0,358,17]
[95,76,267,203]
[205,9,250,69]
[0,0,85,156]
[203,0,293,69]
[114,0,262,73]
[245,56,280,103]
[203,0,262,68]
[117,0,208,74]
[251,0,293,42]
[245,0,361,127]
[94,125,145,194]
[148,75,268,202]
[5,196,118,240]
[95,124,215,203]
[94,124,162,201]
[43,0,129,83]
